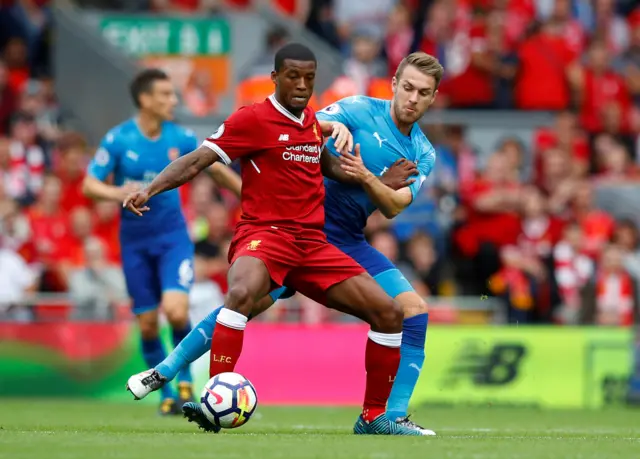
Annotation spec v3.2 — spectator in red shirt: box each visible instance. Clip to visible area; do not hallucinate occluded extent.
[3,37,29,95]
[572,39,632,134]
[57,206,94,280]
[580,243,636,326]
[385,3,413,76]
[92,200,120,264]
[514,19,577,110]
[7,111,46,204]
[490,187,563,322]
[26,173,68,291]
[570,181,615,258]
[591,0,630,57]
[594,138,640,183]
[551,0,587,57]
[454,151,522,294]
[438,5,495,107]
[539,148,579,217]
[619,9,640,107]
[55,131,91,211]
[0,59,17,134]
[533,111,590,179]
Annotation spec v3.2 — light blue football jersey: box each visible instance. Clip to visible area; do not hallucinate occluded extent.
[316,96,436,243]
[87,118,198,244]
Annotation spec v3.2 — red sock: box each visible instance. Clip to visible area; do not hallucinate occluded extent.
[362,338,401,422]
[208,323,244,378]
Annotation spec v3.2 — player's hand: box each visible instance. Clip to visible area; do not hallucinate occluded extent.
[330,122,353,155]
[380,158,418,190]
[117,183,141,202]
[339,144,372,183]
[123,190,151,217]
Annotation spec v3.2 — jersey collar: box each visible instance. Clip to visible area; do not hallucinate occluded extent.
[268,94,305,125]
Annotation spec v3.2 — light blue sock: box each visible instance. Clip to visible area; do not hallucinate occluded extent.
[141,337,176,400]
[172,322,194,384]
[156,307,222,381]
[387,313,428,419]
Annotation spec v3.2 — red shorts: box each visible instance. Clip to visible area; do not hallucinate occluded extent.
[228,226,365,303]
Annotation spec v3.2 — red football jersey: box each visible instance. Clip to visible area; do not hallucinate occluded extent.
[203,95,325,232]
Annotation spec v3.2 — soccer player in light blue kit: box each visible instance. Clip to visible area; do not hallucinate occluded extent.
[127,53,442,433]
[83,69,241,415]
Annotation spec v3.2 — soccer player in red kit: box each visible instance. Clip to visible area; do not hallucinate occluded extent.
[123,43,425,436]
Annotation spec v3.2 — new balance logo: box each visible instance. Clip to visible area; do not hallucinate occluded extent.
[278,134,289,141]
[373,132,387,147]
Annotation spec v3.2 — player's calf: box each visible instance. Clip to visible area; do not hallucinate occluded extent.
[162,290,194,400]
[388,291,431,427]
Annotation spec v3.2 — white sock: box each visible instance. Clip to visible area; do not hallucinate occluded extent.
[368,330,402,348]
[217,308,248,330]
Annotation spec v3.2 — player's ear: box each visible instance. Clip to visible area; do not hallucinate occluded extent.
[431,89,439,105]
[391,76,397,95]
[270,70,277,85]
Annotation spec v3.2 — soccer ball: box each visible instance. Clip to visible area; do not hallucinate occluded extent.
[200,372,258,429]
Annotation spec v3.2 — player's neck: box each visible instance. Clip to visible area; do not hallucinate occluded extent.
[389,107,412,136]
[274,94,304,119]
[136,112,163,139]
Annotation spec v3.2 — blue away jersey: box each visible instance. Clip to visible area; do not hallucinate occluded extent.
[87,118,198,243]
[316,96,436,243]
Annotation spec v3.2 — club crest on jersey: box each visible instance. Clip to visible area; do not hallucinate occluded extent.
[247,240,261,251]
[313,123,321,143]
[168,148,179,160]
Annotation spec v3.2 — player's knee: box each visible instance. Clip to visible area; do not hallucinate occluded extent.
[402,299,428,318]
[138,316,159,340]
[225,285,254,317]
[394,291,428,318]
[164,307,189,330]
[369,299,403,333]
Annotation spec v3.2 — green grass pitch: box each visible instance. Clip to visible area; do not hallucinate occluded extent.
[1,399,639,458]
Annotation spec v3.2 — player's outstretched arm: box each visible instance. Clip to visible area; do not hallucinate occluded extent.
[340,145,415,219]
[148,146,219,197]
[123,145,220,216]
[82,176,137,203]
[209,163,242,198]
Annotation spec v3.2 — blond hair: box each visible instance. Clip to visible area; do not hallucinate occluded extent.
[395,52,444,88]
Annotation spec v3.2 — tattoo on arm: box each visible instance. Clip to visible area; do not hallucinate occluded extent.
[147,146,219,197]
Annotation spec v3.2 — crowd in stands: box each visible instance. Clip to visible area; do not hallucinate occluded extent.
[2,0,640,327]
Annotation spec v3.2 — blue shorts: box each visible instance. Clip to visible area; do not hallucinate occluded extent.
[121,229,194,315]
[268,239,414,302]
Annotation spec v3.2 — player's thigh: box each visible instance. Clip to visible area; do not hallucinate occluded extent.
[157,235,194,326]
[226,228,300,315]
[373,269,428,318]
[286,243,402,332]
[121,245,162,316]
[225,256,273,316]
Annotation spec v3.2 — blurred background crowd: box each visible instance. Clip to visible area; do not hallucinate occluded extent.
[2,0,640,327]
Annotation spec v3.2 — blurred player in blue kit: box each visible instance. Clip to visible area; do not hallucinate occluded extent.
[83,69,241,415]
[127,52,442,433]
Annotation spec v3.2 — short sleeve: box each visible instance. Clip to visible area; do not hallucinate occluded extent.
[317,96,365,156]
[87,131,120,181]
[409,142,436,199]
[316,96,362,130]
[180,128,199,156]
[201,107,258,164]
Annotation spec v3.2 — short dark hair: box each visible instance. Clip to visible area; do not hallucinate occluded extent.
[274,43,316,72]
[130,68,169,108]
